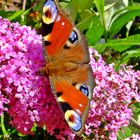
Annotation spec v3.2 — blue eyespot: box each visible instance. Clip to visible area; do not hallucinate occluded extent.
[65,110,82,131]
[80,85,89,97]
[69,30,78,44]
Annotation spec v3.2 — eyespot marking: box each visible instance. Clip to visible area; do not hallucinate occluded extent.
[65,110,82,131]
[74,83,89,97]
[80,85,89,97]
[45,9,52,19]
[69,30,78,44]
[76,109,81,114]
[56,15,61,21]
[43,0,58,24]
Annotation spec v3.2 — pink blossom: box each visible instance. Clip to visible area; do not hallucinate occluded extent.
[0,17,72,139]
[1,17,140,140]
[0,93,9,115]
[125,134,140,140]
[84,48,140,139]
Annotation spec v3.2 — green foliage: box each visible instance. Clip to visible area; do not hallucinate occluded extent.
[0,9,31,25]
[109,6,140,38]
[85,16,104,45]
[118,127,132,139]
[66,0,140,70]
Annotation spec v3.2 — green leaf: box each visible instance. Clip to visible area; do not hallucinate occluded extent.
[95,34,140,53]
[19,8,31,25]
[94,0,107,41]
[77,13,95,31]
[68,0,93,20]
[115,48,140,70]
[94,0,105,22]
[70,0,93,11]
[117,126,132,139]
[109,6,140,38]
[121,48,140,63]
[8,10,24,21]
[86,16,104,45]
[0,11,15,18]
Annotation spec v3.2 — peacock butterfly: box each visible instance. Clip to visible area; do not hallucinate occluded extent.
[40,0,94,136]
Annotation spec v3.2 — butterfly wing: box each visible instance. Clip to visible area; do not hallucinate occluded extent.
[42,0,94,135]
[42,0,73,62]
[42,0,90,63]
[49,64,94,135]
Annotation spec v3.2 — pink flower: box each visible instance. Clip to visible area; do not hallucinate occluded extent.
[1,17,140,140]
[0,17,72,139]
[0,93,9,115]
[84,48,140,139]
[125,134,140,140]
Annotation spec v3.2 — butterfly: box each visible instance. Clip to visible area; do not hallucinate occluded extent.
[40,0,94,136]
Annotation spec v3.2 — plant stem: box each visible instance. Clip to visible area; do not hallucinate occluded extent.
[1,114,8,135]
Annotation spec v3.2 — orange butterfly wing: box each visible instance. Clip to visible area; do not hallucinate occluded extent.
[41,0,94,135]
[43,13,72,56]
[42,0,73,61]
[49,64,93,135]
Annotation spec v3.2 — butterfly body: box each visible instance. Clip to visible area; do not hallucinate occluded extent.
[41,0,94,135]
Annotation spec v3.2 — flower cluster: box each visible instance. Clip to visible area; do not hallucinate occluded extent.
[0,17,72,139]
[0,17,140,140]
[125,134,140,140]
[84,48,140,139]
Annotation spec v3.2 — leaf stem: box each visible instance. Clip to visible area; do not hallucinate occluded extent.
[1,114,8,135]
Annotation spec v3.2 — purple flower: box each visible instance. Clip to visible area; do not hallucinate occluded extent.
[85,48,140,139]
[125,134,140,140]
[0,17,72,139]
[0,17,140,140]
